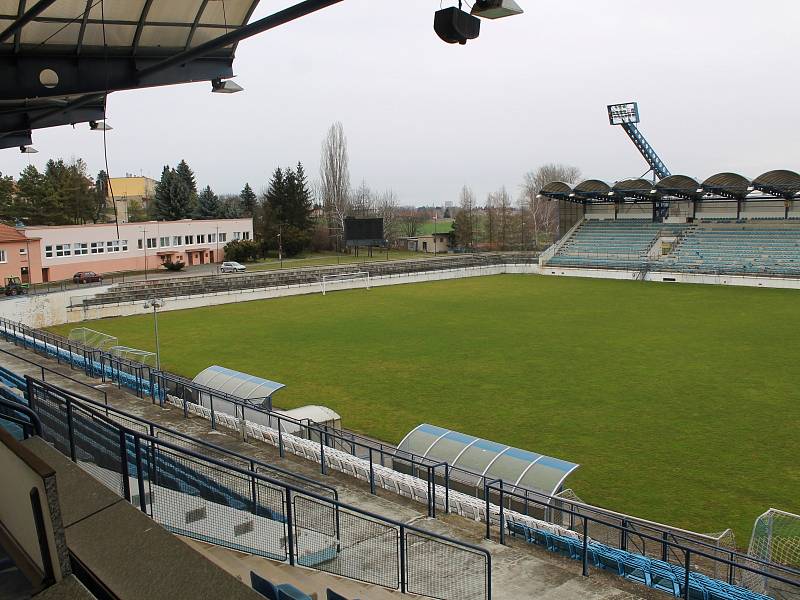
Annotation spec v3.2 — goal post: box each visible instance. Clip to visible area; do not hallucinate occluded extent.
[321,271,370,296]
[68,327,118,350]
[743,508,800,593]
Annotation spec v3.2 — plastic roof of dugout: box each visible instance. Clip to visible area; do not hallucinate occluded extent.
[398,424,579,496]
[193,365,285,403]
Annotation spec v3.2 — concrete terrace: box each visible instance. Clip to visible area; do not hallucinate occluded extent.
[0,340,654,600]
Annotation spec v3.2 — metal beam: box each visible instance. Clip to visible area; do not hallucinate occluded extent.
[0,0,58,43]
[76,0,94,55]
[132,0,155,56]
[137,0,345,82]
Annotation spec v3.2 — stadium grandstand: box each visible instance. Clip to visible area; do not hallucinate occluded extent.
[540,170,800,279]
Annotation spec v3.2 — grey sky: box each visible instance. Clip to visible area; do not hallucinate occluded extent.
[4,0,799,206]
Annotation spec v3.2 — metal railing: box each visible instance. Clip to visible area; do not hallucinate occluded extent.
[25,377,491,600]
[0,395,42,439]
[484,481,800,600]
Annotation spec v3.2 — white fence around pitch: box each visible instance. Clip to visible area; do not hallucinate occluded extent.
[321,271,370,295]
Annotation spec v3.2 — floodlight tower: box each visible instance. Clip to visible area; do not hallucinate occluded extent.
[607,102,671,181]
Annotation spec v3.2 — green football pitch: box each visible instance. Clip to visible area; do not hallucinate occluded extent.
[49,275,800,542]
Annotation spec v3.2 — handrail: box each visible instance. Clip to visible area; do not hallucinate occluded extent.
[28,377,337,502]
[27,377,491,599]
[0,395,42,436]
[487,480,800,584]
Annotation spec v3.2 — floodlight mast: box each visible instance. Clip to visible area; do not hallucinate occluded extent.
[607,102,671,181]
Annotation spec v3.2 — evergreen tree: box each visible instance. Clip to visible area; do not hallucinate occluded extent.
[153,166,192,220]
[174,159,198,214]
[195,185,221,219]
[239,183,257,217]
[291,162,313,232]
[15,165,54,225]
[0,172,16,224]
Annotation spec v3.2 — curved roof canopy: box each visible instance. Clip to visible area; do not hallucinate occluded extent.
[398,424,579,496]
[701,173,752,199]
[752,170,800,198]
[612,178,658,200]
[193,365,285,402]
[573,179,612,200]
[656,175,702,200]
[539,181,573,199]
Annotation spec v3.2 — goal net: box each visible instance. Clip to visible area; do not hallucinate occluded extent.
[68,327,118,350]
[321,271,370,295]
[109,345,157,366]
[743,509,800,593]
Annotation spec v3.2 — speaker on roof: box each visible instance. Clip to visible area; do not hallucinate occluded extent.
[433,7,480,45]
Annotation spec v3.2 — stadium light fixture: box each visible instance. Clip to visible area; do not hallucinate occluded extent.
[471,0,524,19]
[211,78,244,94]
[143,298,165,371]
[19,145,37,153]
[89,120,113,131]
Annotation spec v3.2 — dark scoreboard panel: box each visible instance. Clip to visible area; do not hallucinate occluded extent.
[344,217,384,243]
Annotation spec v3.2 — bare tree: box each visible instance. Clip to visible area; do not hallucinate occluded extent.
[351,179,374,216]
[376,189,400,244]
[495,185,514,250]
[399,207,425,238]
[319,122,351,239]
[520,163,581,249]
[453,185,477,248]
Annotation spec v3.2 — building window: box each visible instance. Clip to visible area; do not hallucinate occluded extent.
[137,239,143,250]
[243,231,251,240]
[159,236,170,247]
[90,242,105,254]
[19,248,26,255]
[184,235,194,245]
[55,244,71,257]
[209,233,216,243]
[73,243,88,256]
[219,233,227,242]
[121,240,128,251]
[233,232,241,240]
[197,234,206,244]
[147,237,157,249]
[0,250,6,263]
[45,245,53,258]
[173,236,182,246]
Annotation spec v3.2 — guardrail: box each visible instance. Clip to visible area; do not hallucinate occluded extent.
[25,377,491,600]
[484,481,800,600]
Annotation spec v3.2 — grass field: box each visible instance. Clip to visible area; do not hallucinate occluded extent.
[48,275,800,542]
[246,249,432,272]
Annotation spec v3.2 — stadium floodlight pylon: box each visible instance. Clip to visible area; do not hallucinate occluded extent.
[321,271,370,295]
[68,327,118,350]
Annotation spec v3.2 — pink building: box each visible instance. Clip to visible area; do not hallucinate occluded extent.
[20,218,253,283]
[0,224,43,285]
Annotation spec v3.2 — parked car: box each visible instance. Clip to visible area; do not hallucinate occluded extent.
[73,271,103,284]
[220,261,246,273]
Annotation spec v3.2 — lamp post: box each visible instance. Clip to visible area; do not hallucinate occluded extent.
[433,212,438,255]
[140,226,148,281]
[143,298,164,370]
[215,226,220,274]
[277,225,283,269]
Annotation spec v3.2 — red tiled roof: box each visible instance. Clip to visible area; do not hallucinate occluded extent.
[0,224,27,243]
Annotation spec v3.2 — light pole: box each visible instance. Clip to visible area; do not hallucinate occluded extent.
[433,211,438,255]
[277,225,283,269]
[140,226,148,281]
[143,298,164,370]
[215,225,220,274]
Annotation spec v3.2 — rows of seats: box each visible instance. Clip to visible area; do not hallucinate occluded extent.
[549,220,688,270]
[665,225,800,276]
[507,520,773,600]
[548,219,800,277]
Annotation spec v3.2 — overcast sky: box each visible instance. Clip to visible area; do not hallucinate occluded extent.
[4,0,799,206]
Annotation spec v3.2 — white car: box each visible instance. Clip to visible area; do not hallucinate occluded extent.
[220,261,246,273]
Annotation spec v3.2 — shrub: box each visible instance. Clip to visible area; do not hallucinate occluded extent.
[163,259,185,271]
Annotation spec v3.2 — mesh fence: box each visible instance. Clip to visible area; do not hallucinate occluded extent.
[743,510,800,596]
[148,443,288,561]
[293,495,399,590]
[406,530,489,600]
[70,404,124,496]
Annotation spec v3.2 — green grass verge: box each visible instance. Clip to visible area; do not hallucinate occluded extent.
[246,250,433,272]
[417,219,454,235]
[48,275,800,541]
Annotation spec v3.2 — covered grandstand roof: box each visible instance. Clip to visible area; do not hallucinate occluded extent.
[0,1,344,147]
[655,175,702,200]
[701,172,752,199]
[752,170,800,198]
[397,423,579,496]
[192,365,285,402]
[539,169,799,204]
